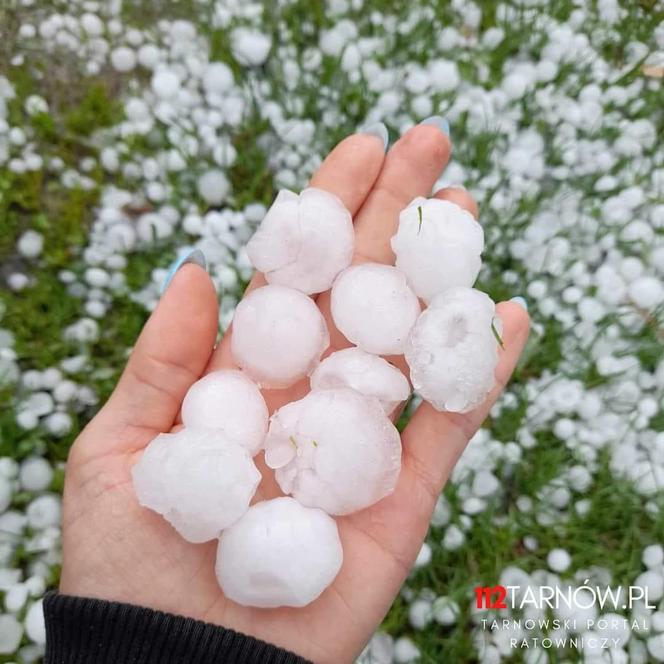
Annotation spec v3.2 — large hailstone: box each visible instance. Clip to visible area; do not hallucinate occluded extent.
[331,263,421,355]
[310,348,410,414]
[216,497,342,608]
[246,188,354,295]
[405,287,500,413]
[231,285,329,389]
[264,388,402,514]
[132,429,260,543]
[391,198,484,302]
[181,370,268,455]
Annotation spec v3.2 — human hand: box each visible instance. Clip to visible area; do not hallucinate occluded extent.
[59,122,530,663]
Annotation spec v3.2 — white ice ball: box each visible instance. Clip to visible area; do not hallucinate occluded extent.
[331,263,421,355]
[231,285,329,389]
[310,347,410,414]
[202,62,234,95]
[547,548,571,573]
[0,614,23,653]
[246,188,354,295]
[132,428,260,543]
[24,600,45,644]
[405,287,500,413]
[230,28,272,67]
[17,231,44,259]
[264,388,402,514]
[151,68,180,98]
[110,46,136,72]
[181,370,268,455]
[26,494,61,529]
[391,197,484,302]
[628,276,663,310]
[18,457,53,492]
[216,497,342,608]
[197,169,230,206]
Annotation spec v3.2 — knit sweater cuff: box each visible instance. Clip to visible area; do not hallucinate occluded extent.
[43,592,311,664]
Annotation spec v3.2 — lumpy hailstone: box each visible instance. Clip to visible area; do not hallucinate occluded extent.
[391,198,484,302]
[331,264,421,355]
[246,188,354,295]
[216,497,342,608]
[132,429,260,543]
[231,285,329,388]
[181,370,268,455]
[264,388,401,514]
[405,288,500,413]
[310,348,410,414]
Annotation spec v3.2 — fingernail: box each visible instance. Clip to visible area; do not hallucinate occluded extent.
[358,122,389,151]
[161,249,206,294]
[447,184,467,192]
[510,296,528,312]
[419,116,450,136]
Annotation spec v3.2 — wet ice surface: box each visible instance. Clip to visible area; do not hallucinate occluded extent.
[246,188,354,295]
[310,348,411,414]
[216,497,342,608]
[264,388,402,515]
[231,284,329,388]
[391,198,484,302]
[181,370,268,455]
[132,428,261,543]
[331,263,421,355]
[405,287,500,413]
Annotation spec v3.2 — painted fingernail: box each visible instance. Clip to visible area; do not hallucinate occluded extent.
[419,116,450,136]
[358,122,389,151]
[161,249,206,294]
[510,296,528,311]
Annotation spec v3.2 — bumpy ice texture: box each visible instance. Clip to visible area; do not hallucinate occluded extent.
[132,428,261,543]
[231,284,329,388]
[391,197,484,302]
[216,497,342,608]
[310,347,410,414]
[331,263,421,355]
[405,287,500,413]
[264,388,402,514]
[246,188,354,295]
[181,370,268,455]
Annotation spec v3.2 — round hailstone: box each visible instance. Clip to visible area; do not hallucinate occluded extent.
[216,497,342,608]
[405,287,500,413]
[246,188,354,295]
[0,614,23,653]
[110,46,136,72]
[310,347,410,414]
[264,388,402,514]
[202,62,234,95]
[230,28,272,67]
[331,264,421,355]
[181,370,268,455]
[151,68,180,98]
[18,457,53,492]
[24,600,45,644]
[17,230,43,259]
[132,428,260,543]
[197,169,230,206]
[391,197,484,302]
[231,285,329,389]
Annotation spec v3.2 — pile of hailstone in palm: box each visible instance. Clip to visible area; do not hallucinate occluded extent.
[132,186,502,607]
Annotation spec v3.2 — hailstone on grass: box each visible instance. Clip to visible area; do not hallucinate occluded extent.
[310,347,410,414]
[331,263,421,355]
[246,188,354,295]
[216,497,342,608]
[181,370,268,455]
[391,198,484,302]
[231,284,329,389]
[132,428,260,543]
[405,287,500,413]
[264,388,402,514]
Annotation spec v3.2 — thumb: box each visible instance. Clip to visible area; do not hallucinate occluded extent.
[81,251,219,457]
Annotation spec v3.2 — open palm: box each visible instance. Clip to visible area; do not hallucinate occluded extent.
[59,124,530,663]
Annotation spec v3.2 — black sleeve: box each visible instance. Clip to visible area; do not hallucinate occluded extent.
[43,592,312,664]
